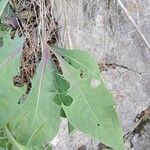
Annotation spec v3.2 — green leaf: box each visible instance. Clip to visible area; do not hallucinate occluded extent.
[52,69,73,118]
[53,48,124,150]
[6,142,12,150]
[8,49,61,148]
[0,0,9,17]
[68,121,75,134]
[46,145,53,150]
[0,130,7,149]
[4,127,28,150]
[60,108,66,118]
[53,71,73,106]
[0,34,25,128]
[0,22,8,38]
[0,37,2,47]
[0,137,7,148]
[1,3,14,18]
[55,47,100,79]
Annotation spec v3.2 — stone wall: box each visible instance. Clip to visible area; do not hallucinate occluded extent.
[51,0,150,149]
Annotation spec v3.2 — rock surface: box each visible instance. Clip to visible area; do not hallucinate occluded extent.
[51,0,150,149]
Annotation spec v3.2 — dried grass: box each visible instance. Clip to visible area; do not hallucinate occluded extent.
[11,0,58,94]
[11,0,150,96]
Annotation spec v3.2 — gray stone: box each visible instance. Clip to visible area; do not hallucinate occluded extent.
[51,0,150,149]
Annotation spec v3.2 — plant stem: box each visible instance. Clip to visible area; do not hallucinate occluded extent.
[4,126,27,150]
[117,0,150,51]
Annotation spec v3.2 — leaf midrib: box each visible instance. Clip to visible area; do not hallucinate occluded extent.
[27,60,46,145]
[61,60,101,125]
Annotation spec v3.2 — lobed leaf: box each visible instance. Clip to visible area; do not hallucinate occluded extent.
[0,34,25,128]
[53,48,124,150]
[53,71,73,106]
[8,49,61,148]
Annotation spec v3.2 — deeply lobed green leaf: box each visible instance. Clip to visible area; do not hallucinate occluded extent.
[8,49,61,148]
[0,34,25,128]
[53,71,73,106]
[0,32,125,149]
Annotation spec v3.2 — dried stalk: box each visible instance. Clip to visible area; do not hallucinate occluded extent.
[116,0,150,51]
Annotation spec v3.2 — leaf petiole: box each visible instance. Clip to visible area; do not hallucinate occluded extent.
[4,127,28,150]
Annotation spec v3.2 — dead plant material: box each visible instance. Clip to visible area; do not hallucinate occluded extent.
[98,62,142,75]
[124,107,150,148]
[10,0,59,96]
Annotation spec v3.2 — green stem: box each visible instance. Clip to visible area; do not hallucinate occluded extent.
[4,126,27,150]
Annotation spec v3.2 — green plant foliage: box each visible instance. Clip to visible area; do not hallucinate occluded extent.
[0,0,9,17]
[0,31,124,149]
[0,137,7,148]
[0,22,8,38]
[0,0,14,39]
[53,48,124,150]
[8,50,61,148]
[1,2,14,18]
[53,71,73,106]
[55,47,100,79]
[68,121,75,134]
[46,145,53,150]
[0,34,24,128]
[0,34,61,149]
